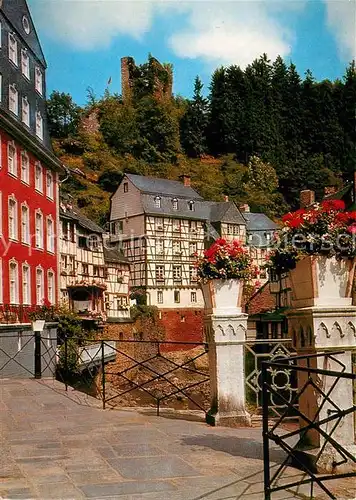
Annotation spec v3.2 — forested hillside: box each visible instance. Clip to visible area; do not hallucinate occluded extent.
[48,54,356,226]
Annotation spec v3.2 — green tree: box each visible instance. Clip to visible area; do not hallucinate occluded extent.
[180,76,209,157]
[47,91,81,138]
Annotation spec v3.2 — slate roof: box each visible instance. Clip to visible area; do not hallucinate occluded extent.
[103,246,129,265]
[243,213,277,231]
[209,202,246,224]
[60,206,104,234]
[126,174,203,200]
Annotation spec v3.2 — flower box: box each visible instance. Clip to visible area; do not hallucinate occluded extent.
[201,279,243,315]
[289,255,355,308]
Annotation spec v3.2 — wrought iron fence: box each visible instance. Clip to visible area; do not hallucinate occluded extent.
[244,339,297,419]
[60,337,210,416]
[0,332,58,378]
[262,351,356,500]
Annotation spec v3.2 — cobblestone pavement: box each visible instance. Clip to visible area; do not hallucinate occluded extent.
[0,379,355,499]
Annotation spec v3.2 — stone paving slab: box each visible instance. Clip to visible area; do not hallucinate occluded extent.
[0,379,355,500]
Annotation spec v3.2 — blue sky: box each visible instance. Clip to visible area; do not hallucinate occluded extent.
[28,0,355,106]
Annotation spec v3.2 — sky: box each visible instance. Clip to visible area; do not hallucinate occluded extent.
[27,0,356,106]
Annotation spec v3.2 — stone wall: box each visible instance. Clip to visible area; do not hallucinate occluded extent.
[0,324,58,378]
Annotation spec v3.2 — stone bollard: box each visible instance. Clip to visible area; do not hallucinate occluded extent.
[204,312,251,427]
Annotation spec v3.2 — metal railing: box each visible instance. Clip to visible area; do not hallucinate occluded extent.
[60,337,210,416]
[262,351,356,500]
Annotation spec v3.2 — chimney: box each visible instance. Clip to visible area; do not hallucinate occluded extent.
[121,56,134,102]
[300,189,315,208]
[324,186,337,196]
[180,175,191,187]
[239,204,250,213]
[223,195,229,202]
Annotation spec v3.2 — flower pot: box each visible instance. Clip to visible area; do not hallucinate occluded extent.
[201,279,243,315]
[289,256,355,308]
[31,319,46,332]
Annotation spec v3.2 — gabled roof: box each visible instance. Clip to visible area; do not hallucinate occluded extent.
[126,174,203,200]
[1,0,47,67]
[103,246,129,265]
[243,213,277,231]
[60,206,104,234]
[209,202,246,224]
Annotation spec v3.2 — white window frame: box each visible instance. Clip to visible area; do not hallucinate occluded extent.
[157,290,163,304]
[46,171,54,199]
[155,265,165,282]
[173,265,182,281]
[191,291,197,303]
[8,196,18,240]
[21,49,30,79]
[21,150,29,184]
[35,210,44,249]
[21,96,30,127]
[172,198,178,210]
[35,162,43,192]
[22,263,31,305]
[36,267,44,305]
[9,260,19,304]
[35,111,43,140]
[46,216,55,253]
[21,203,30,245]
[8,33,18,66]
[47,270,55,305]
[154,196,161,209]
[35,67,43,95]
[9,84,18,115]
[8,141,17,176]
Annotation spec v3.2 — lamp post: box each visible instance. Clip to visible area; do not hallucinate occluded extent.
[32,319,45,379]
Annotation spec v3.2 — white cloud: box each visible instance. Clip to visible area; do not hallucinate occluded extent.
[323,0,356,61]
[29,0,304,68]
[167,2,295,68]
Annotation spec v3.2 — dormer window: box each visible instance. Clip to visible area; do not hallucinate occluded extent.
[172,198,178,210]
[8,33,18,66]
[154,196,161,209]
[188,200,195,212]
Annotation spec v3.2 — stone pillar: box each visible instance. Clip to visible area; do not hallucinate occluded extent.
[288,306,356,473]
[204,312,251,427]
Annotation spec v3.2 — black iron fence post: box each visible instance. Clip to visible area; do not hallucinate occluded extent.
[64,335,68,391]
[101,341,106,410]
[34,331,42,379]
[262,361,271,500]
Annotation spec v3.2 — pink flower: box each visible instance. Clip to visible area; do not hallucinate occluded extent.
[348,224,356,234]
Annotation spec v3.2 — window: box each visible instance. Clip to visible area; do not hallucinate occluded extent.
[189,241,197,256]
[190,266,198,283]
[88,234,100,251]
[9,261,19,304]
[22,16,31,34]
[189,220,197,232]
[22,264,31,305]
[172,198,178,210]
[174,290,180,303]
[21,97,30,126]
[78,236,88,249]
[172,219,180,232]
[8,33,18,66]
[47,217,54,253]
[35,111,43,140]
[173,265,181,281]
[8,142,17,176]
[82,264,89,276]
[93,266,99,277]
[188,200,195,211]
[21,204,30,244]
[123,182,128,193]
[35,67,43,94]
[35,211,43,249]
[110,220,123,235]
[227,224,240,236]
[47,271,55,304]
[155,265,164,283]
[156,238,164,256]
[155,217,164,231]
[9,84,18,115]
[191,291,197,303]
[173,240,181,255]
[21,49,30,79]
[157,291,163,304]
[36,267,44,305]
[35,163,43,192]
[154,196,161,208]
[21,151,29,183]
[8,197,18,240]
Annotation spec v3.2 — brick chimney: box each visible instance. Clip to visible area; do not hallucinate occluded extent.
[300,190,315,208]
[239,204,250,213]
[121,56,134,102]
[180,175,191,187]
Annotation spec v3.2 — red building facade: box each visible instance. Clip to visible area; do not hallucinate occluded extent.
[0,0,63,315]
